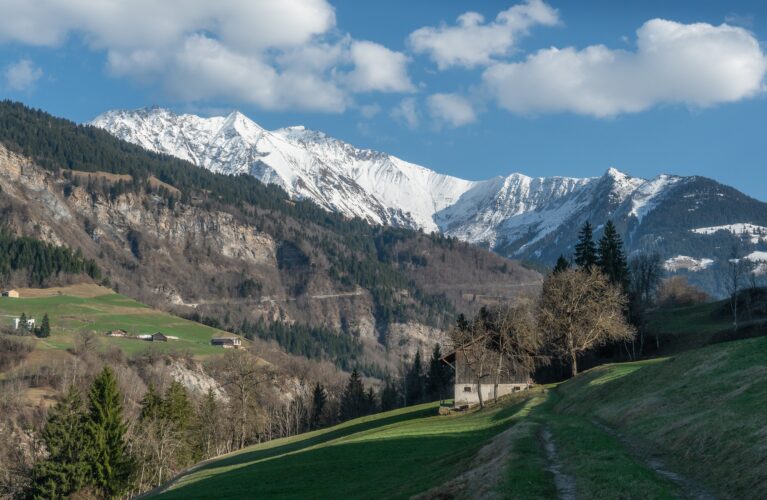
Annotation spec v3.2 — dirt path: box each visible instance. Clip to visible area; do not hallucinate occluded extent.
[415,422,534,500]
[591,420,715,500]
[541,427,576,500]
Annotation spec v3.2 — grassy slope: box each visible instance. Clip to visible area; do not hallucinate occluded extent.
[554,336,767,498]
[156,396,542,499]
[0,286,235,356]
[155,336,767,499]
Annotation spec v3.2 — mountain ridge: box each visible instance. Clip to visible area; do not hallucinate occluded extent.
[92,107,767,296]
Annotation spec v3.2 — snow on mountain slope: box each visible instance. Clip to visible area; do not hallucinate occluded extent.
[92,107,727,260]
[92,108,475,232]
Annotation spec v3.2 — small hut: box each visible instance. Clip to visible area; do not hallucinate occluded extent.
[211,337,242,349]
[151,332,168,342]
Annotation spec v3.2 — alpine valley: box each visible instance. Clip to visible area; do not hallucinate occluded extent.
[94,107,767,296]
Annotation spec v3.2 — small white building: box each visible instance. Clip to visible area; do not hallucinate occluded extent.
[442,346,531,407]
[13,317,35,330]
[1,290,20,298]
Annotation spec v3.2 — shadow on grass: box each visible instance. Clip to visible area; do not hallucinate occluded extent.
[190,404,438,472]
[157,398,536,499]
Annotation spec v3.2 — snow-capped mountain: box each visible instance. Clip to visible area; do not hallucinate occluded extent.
[92,108,767,295]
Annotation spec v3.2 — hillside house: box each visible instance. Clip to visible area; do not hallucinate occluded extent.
[150,332,168,342]
[1,290,20,298]
[211,337,242,349]
[442,346,531,407]
[13,317,35,330]
[107,329,128,337]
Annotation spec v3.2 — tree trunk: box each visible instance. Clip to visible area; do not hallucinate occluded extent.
[476,378,484,409]
[493,351,503,402]
[570,351,578,378]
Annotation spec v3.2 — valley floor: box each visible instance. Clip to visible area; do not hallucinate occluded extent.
[152,336,767,499]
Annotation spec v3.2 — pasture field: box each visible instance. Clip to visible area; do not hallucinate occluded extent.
[153,336,767,499]
[0,285,235,356]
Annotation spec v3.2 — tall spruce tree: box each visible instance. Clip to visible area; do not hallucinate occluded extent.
[310,383,327,430]
[574,222,598,270]
[87,367,134,498]
[29,386,92,499]
[426,344,450,402]
[405,350,425,405]
[37,313,51,338]
[379,379,400,412]
[339,369,366,421]
[597,220,629,288]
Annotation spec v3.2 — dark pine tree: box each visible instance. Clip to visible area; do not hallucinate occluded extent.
[426,344,450,403]
[29,386,92,499]
[339,369,367,422]
[310,383,327,430]
[405,350,425,405]
[18,312,28,334]
[37,313,51,338]
[597,220,629,288]
[553,255,571,274]
[364,387,378,415]
[86,367,134,499]
[574,222,598,270]
[379,379,400,412]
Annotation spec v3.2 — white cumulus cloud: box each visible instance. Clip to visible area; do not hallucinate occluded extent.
[409,0,559,69]
[482,19,767,117]
[0,0,413,112]
[4,59,43,91]
[346,41,414,93]
[427,93,477,127]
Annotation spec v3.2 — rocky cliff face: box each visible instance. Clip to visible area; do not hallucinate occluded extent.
[0,144,538,367]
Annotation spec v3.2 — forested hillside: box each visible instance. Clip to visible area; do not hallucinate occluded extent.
[0,101,539,371]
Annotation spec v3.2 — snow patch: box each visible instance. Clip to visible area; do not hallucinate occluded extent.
[691,223,767,244]
[664,255,714,272]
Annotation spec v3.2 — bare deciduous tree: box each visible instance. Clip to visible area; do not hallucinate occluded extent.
[539,268,635,377]
[214,350,273,449]
[726,240,754,332]
[449,313,493,409]
[628,253,663,353]
[488,300,545,401]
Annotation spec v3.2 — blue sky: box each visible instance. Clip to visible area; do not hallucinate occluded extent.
[1,0,766,199]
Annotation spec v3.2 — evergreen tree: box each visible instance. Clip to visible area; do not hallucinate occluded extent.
[597,220,629,288]
[140,383,163,421]
[405,350,425,405]
[426,344,450,402]
[29,386,92,499]
[37,313,51,338]
[553,255,571,274]
[364,387,378,415]
[379,379,400,412]
[18,312,28,334]
[310,383,327,430]
[339,369,366,422]
[574,222,598,270]
[86,367,134,498]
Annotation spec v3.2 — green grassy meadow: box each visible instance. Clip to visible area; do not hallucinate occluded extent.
[153,336,767,499]
[0,289,234,356]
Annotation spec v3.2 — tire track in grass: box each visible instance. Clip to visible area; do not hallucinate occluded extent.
[590,420,715,500]
[541,427,576,500]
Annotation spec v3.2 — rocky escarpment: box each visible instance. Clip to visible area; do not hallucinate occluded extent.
[0,143,538,369]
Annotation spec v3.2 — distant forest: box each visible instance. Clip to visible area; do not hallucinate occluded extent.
[0,230,101,287]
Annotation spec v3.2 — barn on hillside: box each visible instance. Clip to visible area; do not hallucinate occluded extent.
[441,346,531,407]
